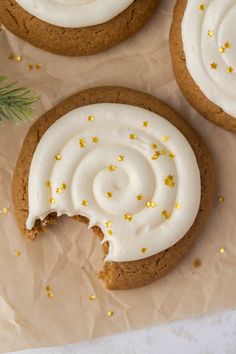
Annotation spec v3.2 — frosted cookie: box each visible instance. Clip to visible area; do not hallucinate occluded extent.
[170,0,236,133]
[0,0,159,56]
[13,87,214,290]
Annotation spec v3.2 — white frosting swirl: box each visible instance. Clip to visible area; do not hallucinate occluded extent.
[26,103,201,262]
[182,0,236,118]
[15,0,134,28]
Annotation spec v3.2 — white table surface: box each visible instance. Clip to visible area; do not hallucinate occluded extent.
[10,309,236,354]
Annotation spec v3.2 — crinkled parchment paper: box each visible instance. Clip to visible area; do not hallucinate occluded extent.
[0,0,235,352]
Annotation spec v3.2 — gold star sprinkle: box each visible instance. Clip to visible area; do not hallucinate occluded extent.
[45,181,51,188]
[124,213,133,222]
[152,143,158,150]
[218,196,225,203]
[49,198,56,205]
[219,47,225,53]
[136,194,143,201]
[79,138,87,148]
[61,183,67,190]
[164,175,175,188]
[162,136,170,142]
[35,64,42,70]
[199,4,206,11]
[88,115,94,122]
[56,187,63,194]
[1,207,9,215]
[47,292,54,299]
[105,221,112,228]
[46,286,51,292]
[169,152,176,159]
[219,247,225,254]
[118,155,125,162]
[224,42,231,49]
[152,151,161,160]
[92,136,99,143]
[89,294,96,301]
[107,310,114,317]
[208,30,214,37]
[106,192,113,198]
[15,54,22,62]
[82,200,88,207]
[175,202,181,209]
[108,165,117,172]
[162,210,171,220]
[141,247,148,254]
[143,121,149,128]
[129,133,136,140]
[54,154,62,161]
[14,250,21,257]
[108,229,113,236]
[227,66,234,73]
[211,62,218,70]
[27,64,34,70]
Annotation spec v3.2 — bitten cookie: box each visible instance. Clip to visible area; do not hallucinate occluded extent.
[0,0,159,56]
[12,87,215,290]
[170,0,236,133]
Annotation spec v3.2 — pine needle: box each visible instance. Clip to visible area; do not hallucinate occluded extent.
[0,76,40,125]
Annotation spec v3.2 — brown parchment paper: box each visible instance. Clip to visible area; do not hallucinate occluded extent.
[0,0,236,352]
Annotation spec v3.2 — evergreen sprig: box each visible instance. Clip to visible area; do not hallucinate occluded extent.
[0,76,39,124]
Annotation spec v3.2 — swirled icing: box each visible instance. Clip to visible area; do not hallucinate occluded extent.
[26,103,201,262]
[15,0,134,28]
[182,0,236,118]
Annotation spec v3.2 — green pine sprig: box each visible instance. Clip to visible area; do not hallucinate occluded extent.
[0,76,40,125]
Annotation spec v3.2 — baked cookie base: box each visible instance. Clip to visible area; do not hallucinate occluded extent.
[0,0,159,56]
[170,0,236,133]
[12,87,215,290]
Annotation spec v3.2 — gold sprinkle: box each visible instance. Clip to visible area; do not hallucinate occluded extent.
[224,42,231,49]
[79,138,87,148]
[141,247,148,254]
[105,220,112,228]
[219,247,225,254]
[143,121,149,128]
[169,152,175,159]
[1,207,9,215]
[219,47,225,53]
[108,229,113,236]
[218,196,225,203]
[61,183,67,190]
[45,180,51,188]
[117,155,125,162]
[35,64,42,70]
[82,200,88,207]
[211,62,218,70]
[54,154,62,161]
[107,310,114,317]
[227,66,234,73]
[88,115,94,122]
[92,136,99,143]
[14,250,21,257]
[129,133,136,140]
[136,194,143,201]
[88,294,96,301]
[27,64,34,70]
[208,30,214,37]
[162,136,170,142]
[56,187,63,194]
[199,4,206,11]
[15,54,22,62]
[175,202,181,209]
[108,165,117,172]
[145,201,157,208]
[49,198,56,205]
[46,286,51,292]
[106,192,113,198]
[124,213,133,222]
[152,143,158,150]
[164,175,175,188]
[47,292,54,299]
[152,151,161,160]
[162,210,171,220]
